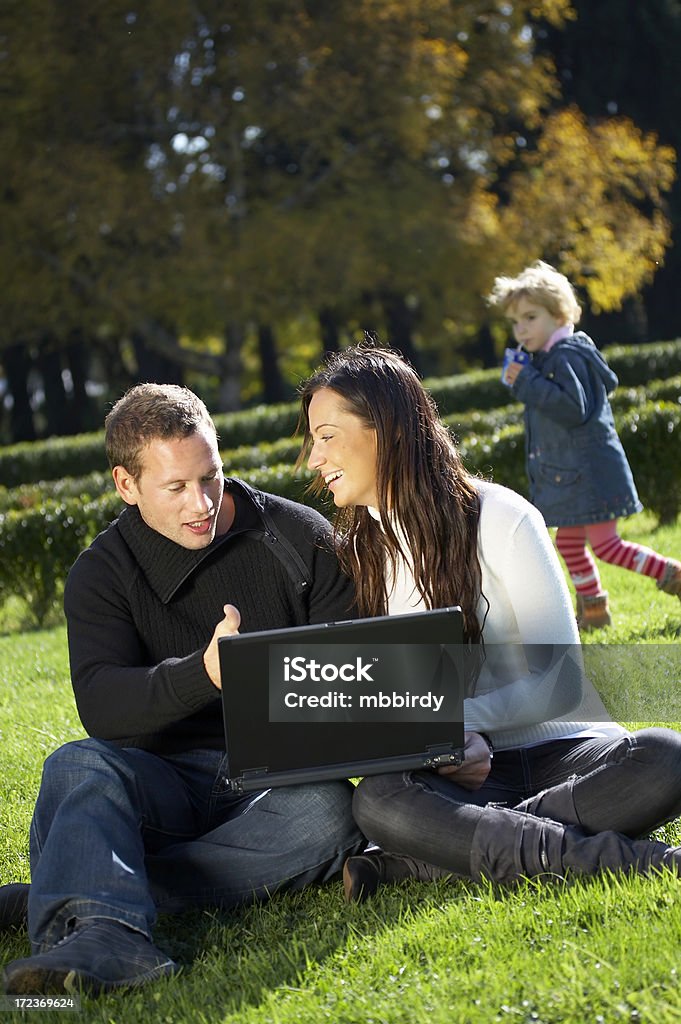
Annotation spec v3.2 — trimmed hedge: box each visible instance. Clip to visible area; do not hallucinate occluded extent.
[5,373,679,512]
[0,492,123,625]
[611,374,681,412]
[0,471,115,514]
[604,341,681,385]
[0,412,304,489]
[0,433,110,489]
[446,372,680,438]
[227,403,681,523]
[215,404,300,448]
[446,405,524,439]
[459,425,527,491]
[456,401,681,524]
[2,399,678,625]
[1,339,679,486]
[618,402,681,526]
[428,339,681,416]
[223,438,302,473]
[0,449,309,513]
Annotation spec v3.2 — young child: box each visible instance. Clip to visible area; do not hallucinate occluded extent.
[487,260,681,630]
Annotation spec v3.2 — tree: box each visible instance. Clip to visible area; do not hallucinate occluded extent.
[0,0,675,436]
[496,108,675,312]
[153,0,575,374]
[537,0,681,341]
[154,0,675,369]
[0,0,199,436]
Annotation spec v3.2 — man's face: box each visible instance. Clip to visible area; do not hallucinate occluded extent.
[114,427,228,549]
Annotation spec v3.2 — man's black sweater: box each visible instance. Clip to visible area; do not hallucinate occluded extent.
[64,479,354,754]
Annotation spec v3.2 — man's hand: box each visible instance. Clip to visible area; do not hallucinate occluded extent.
[203,604,241,690]
[436,731,492,790]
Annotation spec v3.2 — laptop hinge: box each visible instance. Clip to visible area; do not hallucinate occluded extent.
[226,768,269,795]
[424,743,464,767]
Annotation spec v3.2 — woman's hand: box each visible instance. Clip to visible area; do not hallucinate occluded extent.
[436,731,492,790]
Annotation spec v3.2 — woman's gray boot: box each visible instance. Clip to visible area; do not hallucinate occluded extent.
[470,806,676,884]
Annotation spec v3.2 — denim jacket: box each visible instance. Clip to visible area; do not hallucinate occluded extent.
[511,332,642,527]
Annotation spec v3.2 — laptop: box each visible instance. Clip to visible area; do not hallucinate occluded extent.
[219,606,465,793]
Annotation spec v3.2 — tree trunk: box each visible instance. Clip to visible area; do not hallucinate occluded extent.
[219,322,244,412]
[581,297,648,347]
[257,323,287,403]
[131,325,184,384]
[381,292,421,374]
[37,335,70,437]
[3,342,36,442]
[475,323,498,369]
[66,332,98,434]
[645,211,681,341]
[98,340,134,409]
[318,307,341,355]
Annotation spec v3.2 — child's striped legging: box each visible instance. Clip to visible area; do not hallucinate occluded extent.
[555,521,668,597]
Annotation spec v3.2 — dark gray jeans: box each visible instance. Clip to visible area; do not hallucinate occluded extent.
[352,728,681,877]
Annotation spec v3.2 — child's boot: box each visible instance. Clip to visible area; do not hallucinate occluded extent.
[657,559,681,600]
[577,591,611,632]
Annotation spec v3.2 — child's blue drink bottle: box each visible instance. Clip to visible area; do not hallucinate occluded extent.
[501,345,530,386]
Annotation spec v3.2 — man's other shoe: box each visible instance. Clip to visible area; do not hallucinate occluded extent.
[342,852,449,903]
[3,919,177,995]
[0,884,29,931]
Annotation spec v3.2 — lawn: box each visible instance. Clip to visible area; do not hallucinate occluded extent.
[0,509,680,1023]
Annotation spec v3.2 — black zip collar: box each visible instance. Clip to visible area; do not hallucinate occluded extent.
[116,478,311,604]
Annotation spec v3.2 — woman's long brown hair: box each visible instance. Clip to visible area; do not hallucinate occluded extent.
[298,346,486,644]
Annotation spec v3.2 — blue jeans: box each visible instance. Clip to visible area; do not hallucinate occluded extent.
[28,739,363,952]
[352,728,681,876]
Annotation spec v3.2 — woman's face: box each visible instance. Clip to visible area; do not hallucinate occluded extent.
[306,387,379,508]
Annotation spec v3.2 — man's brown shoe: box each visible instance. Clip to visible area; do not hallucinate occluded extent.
[342,852,449,903]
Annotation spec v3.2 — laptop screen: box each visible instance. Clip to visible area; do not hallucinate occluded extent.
[219,606,465,791]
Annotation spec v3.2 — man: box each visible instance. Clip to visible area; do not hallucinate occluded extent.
[1,383,362,995]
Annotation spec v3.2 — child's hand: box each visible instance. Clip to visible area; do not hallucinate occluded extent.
[505,360,525,386]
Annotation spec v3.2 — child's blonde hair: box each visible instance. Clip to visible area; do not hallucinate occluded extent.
[487,261,582,325]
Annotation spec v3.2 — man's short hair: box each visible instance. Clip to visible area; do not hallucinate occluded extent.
[105,383,217,480]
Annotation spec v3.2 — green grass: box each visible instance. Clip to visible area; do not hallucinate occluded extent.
[1,512,681,1022]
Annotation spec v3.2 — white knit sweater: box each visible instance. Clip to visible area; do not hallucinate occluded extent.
[373,480,624,750]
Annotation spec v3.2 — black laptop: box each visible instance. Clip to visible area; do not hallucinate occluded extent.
[218,606,465,793]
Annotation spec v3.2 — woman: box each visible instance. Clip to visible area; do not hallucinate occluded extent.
[298,344,681,901]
